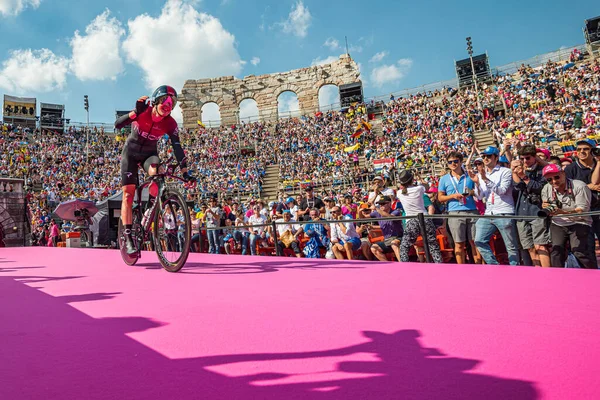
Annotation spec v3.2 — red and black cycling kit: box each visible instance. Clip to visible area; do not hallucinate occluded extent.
[115,107,186,186]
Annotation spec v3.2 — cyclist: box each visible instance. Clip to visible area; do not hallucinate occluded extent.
[115,85,195,255]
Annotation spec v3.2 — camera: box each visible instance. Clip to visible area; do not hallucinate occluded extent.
[592,148,600,157]
[538,201,562,218]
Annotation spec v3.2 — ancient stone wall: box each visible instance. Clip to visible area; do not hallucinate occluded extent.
[0,179,26,247]
[180,54,361,129]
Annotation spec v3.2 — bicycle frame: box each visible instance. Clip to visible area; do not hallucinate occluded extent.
[133,158,187,244]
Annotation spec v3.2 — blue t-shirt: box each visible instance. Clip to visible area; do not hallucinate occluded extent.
[438,173,477,212]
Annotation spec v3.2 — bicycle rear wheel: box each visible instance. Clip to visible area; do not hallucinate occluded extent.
[153,190,191,272]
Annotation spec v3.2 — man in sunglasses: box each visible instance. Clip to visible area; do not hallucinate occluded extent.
[438,151,481,264]
[564,138,600,267]
[541,164,595,268]
[471,146,519,265]
[511,144,551,267]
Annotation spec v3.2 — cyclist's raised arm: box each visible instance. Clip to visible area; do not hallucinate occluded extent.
[115,111,135,129]
[115,96,149,129]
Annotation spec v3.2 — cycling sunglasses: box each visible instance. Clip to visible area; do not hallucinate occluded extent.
[156,94,177,108]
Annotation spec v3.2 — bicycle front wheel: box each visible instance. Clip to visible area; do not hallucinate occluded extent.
[153,190,191,272]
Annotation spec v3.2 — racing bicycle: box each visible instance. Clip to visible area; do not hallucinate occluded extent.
[118,157,192,272]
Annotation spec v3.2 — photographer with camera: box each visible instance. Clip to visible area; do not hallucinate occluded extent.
[564,138,600,267]
[511,144,551,267]
[541,164,595,269]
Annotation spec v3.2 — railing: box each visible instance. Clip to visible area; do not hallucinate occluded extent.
[200,210,600,264]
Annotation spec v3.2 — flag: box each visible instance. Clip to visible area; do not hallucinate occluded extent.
[197,120,205,127]
[351,128,363,139]
[344,143,361,153]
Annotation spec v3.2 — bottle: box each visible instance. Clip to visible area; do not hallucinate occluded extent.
[141,208,152,227]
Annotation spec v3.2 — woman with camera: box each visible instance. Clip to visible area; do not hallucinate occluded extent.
[541,164,596,269]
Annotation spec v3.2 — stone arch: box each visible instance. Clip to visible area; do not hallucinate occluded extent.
[200,101,222,127]
[238,98,259,123]
[181,54,361,128]
[277,91,300,119]
[273,83,303,100]
[318,84,341,111]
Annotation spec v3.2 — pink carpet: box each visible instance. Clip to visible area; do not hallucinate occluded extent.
[1,247,599,399]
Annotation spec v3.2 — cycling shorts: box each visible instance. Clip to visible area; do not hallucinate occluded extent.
[120,143,160,186]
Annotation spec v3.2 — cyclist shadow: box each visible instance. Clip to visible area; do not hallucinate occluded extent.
[2,276,539,400]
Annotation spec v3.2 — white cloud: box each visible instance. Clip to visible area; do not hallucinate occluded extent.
[279,0,311,38]
[0,0,41,16]
[323,37,339,51]
[0,48,68,93]
[348,44,362,53]
[369,51,388,63]
[370,58,413,88]
[311,55,338,66]
[70,9,125,81]
[123,0,244,91]
[250,56,260,66]
[122,0,244,123]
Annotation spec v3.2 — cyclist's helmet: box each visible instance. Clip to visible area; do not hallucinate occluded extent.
[151,85,178,107]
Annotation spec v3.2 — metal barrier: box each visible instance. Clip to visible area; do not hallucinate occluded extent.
[198,210,600,262]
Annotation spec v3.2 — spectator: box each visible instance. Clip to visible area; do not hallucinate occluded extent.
[438,151,481,264]
[370,196,403,261]
[512,144,551,267]
[564,138,600,268]
[247,204,268,255]
[541,164,595,268]
[274,210,303,257]
[205,197,222,254]
[302,208,330,258]
[330,206,367,260]
[396,170,444,263]
[298,187,325,221]
[472,146,520,265]
[49,219,60,247]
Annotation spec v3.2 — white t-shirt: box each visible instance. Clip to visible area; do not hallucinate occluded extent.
[397,185,426,216]
[248,214,267,235]
[275,218,300,236]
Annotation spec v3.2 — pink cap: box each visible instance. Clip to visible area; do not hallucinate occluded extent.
[542,164,561,176]
[427,186,438,194]
[536,148,551,159]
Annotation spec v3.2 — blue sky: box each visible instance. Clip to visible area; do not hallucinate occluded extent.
[0,0,597,125]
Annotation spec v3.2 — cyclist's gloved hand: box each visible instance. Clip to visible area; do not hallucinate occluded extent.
[135,96,149,116]
[182,171,196,183]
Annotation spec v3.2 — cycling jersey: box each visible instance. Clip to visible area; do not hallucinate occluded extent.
[115,106,186,185]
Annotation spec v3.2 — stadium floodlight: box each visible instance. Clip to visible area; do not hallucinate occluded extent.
[465,36,479,99]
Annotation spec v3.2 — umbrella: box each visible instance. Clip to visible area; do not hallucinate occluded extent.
[54,199,99,221]
[562,62,575,71]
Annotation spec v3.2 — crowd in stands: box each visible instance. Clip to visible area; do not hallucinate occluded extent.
[1,49,600,267]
